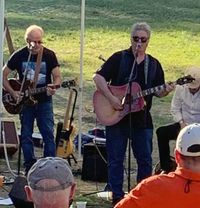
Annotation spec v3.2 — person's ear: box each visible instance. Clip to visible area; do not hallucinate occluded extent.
[24,185,33,202]
[69,183,76,201]
[175,149,181,164]
[130,37,134,45]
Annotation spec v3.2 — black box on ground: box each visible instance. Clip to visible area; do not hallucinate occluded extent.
[81,142,107,182]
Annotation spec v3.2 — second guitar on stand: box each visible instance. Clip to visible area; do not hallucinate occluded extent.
[55,88,78,164]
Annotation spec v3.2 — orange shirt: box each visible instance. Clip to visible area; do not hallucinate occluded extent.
[115,167,200,208]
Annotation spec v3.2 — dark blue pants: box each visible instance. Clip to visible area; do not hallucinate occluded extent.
[20,101,56,172]
[106,124,153,200]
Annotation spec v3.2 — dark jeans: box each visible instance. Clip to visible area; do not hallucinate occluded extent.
[106,124,153,200]
[156,122,180,171]
[20,101,56,172]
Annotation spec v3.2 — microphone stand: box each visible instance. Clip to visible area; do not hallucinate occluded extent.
[17,47,33,175]
[126,50,138,192]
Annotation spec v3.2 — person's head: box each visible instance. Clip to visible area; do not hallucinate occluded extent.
[130,22,151,54]
[25,157,76,208]
[175,123,200,172]
[185,66,200,93]
[24,25,44,54]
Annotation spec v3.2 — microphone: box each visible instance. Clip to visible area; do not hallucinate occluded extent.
[29,41,35,49]
[98,55,106,62]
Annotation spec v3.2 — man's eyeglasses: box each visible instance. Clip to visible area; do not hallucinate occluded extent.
[132,36,148,43]
[28,40,43,45]
[31,40,43,44]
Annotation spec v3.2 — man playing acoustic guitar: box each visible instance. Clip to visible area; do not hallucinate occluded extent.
[93,22,174,206]
[3,25,61,174]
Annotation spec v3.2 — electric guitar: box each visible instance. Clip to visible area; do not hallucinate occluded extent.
[56,88,78,158]
[93,75,194,126]
[2,79,76,114]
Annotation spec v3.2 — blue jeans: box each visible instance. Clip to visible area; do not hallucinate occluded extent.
[106,124,153,200]
[20,101,55,172]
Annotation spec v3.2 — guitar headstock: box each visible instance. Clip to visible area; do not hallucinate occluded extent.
[176,75,195,85]
[61,78,77,89]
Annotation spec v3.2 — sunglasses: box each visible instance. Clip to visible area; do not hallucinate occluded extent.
[132,36,148,43]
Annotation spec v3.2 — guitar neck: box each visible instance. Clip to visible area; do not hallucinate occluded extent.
[29,79,77,96]
[63,89,78,130]
[29,85,60,95]
[63,90,73,130]
[133,81,176,99]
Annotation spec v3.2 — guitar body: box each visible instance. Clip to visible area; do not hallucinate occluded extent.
[2,79,34,114]
[2,79,76,114]
[93,76,194,126]
[93,82,145,126]
[56,122,76,158]
[55,88,78,159]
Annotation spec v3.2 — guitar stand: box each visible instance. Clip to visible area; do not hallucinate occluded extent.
[17,141,22,175]
[67,153,77,166]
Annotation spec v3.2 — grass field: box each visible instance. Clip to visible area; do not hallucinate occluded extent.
[2,0,200,207]
[4,0,200,124]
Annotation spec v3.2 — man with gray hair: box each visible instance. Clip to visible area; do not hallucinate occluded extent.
[93,22,174,206]
[115,123,200,208]
[25,157,76,208]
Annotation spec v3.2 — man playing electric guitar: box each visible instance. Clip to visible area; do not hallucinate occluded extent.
[93,22,174,206]
[3,25,61,174]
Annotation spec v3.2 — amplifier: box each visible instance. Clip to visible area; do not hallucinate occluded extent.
[0,120,19,157]
[81,142,107,182]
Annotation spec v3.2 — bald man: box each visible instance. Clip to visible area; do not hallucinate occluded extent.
[3,25,61,174]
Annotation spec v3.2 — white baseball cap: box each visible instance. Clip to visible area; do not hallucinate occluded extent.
[185,66,200,89]
[176,123,200,156]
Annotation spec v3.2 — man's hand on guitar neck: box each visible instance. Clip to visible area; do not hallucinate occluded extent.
[46,84,58,96]
[166,82,175,93]
[156,82,175,97]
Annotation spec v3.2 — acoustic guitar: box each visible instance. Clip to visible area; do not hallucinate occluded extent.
[93,75,194,126]
[2,79,76,114]
[56,88,78,158]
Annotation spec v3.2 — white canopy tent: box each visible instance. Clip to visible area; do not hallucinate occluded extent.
[0,0,85,159]
[0,0,4,120]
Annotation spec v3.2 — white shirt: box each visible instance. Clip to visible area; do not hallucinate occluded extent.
[171,85,200,124]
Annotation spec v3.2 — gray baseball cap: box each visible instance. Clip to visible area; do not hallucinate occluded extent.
[27,157,74,191]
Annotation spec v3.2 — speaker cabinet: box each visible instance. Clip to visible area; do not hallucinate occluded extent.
[81,142,107,182]
[0,120,19,157]
[9,176,34,208]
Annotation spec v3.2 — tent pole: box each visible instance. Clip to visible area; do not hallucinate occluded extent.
[0,0,5,125]
[78,0,85,159]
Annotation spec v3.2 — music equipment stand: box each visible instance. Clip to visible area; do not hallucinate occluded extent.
[126,52,138,191]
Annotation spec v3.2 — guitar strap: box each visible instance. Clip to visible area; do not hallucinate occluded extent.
[33,46,44,88]
[144,55,149,85]
[146,55,157,88]
[118,51,156,88]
